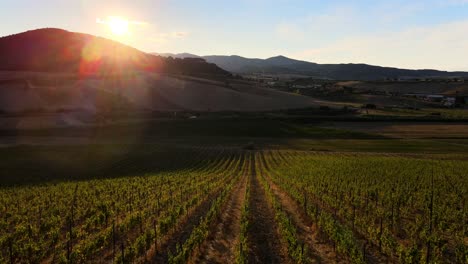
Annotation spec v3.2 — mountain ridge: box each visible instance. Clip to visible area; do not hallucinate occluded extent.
[155,53,468,80]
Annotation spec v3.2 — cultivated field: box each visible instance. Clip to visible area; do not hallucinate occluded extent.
[336,81,468,95]
[322,122,468,139]
[1,114,467,264]
[0,147,467,263]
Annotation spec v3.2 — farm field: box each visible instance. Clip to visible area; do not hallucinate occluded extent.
[1,119,467,263]
[1,140,467,263]
[322,122,468,139]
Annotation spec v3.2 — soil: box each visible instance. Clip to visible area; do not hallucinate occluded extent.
[189,164,248,263]
[248,153,290,264]
[146,185,226,263]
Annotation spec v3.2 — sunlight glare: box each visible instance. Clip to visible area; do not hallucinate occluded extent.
[108,16,129,36]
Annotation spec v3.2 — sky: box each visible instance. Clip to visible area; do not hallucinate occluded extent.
[1,0,468,71]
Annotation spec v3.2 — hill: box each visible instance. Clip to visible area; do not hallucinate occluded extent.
[0,29,228,76]
[155,52,201,59]
[0,29,326,120]
[159,53,468,81]
[0,72,324,127]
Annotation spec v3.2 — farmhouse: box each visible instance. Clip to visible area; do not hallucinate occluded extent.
[404,93,444,102]
[442,97,456,107]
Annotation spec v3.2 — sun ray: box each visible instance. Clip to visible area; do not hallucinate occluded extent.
[107,16,129,36]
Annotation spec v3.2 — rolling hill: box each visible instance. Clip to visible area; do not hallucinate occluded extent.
[0,28,228,76]
[0,72,323,129]
[156,53,468,81]
[0,29,324,122]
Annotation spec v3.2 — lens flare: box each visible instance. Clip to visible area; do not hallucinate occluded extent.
[107,16,129,36]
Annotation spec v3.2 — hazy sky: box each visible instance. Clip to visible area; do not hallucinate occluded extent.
[1,0,468,70]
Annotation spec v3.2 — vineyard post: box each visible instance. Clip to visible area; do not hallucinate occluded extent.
[352,204,356,229]
[303,187,308,213]
[8,237,13,264]
[333,240,337,261]
[375,191,379,207]
[129,197,133,214]
[112,220,116,261]
[28,242,32,263]
[153,219,157,253]
[139,211,143,234]
[390,190,394,230]
[365,192,369,216]
[379,216,383,251]
[38,206,42,229]
[426,159,435,264]
[121,242,125,264]
[179,185,182,203]
[170,188,173,206]
[28,223,32,238]
[66,238,70,263]
[362,242,367,263]
[463,199,466,246]
[301,242,304,258]
[68,184,79,262]
[157,195,160,217]
[240,241,243,259]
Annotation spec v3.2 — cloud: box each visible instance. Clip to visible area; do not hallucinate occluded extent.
[289,19,468,71]
[130,21,149,26]
[275,5,366,44]
[274,1,444,42]
[149,31,189,43]
[276,22,304,40]
[374,1,427,23]
[171,31,188,38]
[149,34,168,44]
[272,2,468,70]
[96,17,149,26]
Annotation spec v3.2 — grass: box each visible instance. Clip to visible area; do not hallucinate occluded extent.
[362,107,468,120]
[298,139,468,153]
[0,144,213,186]
[0,118,382,140]
[2,118,468,187]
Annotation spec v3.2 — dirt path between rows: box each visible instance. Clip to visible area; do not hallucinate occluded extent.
[260,167,345,263]
[248,153,290,264]
[263,150,389,264]
[144,183,226,263]
[189,165,248,263]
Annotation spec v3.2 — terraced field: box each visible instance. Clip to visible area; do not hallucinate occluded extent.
[0,147,467,263]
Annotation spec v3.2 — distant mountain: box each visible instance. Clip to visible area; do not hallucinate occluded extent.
[158,53,468,80]
[153,52,201,59]
[0,29,228,76]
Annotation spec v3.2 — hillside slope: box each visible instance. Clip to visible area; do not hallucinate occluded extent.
[0,29,228,76]
[0,72,322,118]
[0,29,321,125]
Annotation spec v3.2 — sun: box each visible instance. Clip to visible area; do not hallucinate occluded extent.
[108,16,129,36]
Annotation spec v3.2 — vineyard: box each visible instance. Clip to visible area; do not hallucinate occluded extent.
[0,147,467,263]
